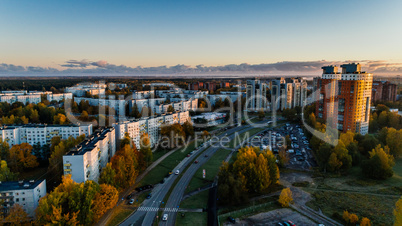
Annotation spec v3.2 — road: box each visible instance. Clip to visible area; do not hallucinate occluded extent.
[119,124,256,226]
[159,122,271,226]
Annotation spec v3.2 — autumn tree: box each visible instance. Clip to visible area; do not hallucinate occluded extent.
[160,123,186,149]
[395,197,402,226]
[278,188,293,207]
[53,113,67,125]
[0,160,18,181]
[99,163,116,186]
[182,120,194,137]
[110,144,139,189]
[167,105,175,112]
[258,108,265,120]
[4,204,29,225]
[0,139,9,160]
[92,184,119,223]
[140,133,153,167]
[386,128,402,157]
[360,217,371,226]
[361,144,394,179]
[8,143,39,172]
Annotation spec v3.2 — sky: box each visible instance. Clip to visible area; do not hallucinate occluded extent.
[1,0,402,76]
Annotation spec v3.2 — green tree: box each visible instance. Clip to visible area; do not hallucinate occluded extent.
[394,197,402,226]
[99,163,116,186]
[361,145,394,179]
[140,133,153,167]
[386,128,402,157]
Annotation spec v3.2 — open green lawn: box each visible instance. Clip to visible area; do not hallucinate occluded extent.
[175,212,207,226]
[180,190,209,209]
[139,141,196,186]
[227,127,265,148]
[106,207,133,226]
[306,191,398,226]
[186,148,231,193]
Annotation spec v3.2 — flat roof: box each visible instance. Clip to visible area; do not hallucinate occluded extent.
[65,127,113,156]
[0,179,44,192]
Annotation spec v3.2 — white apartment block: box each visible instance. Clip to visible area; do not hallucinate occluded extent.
[0,179,46,217]
[142,82,175,88]
[269,77,307,111]
[0,124,93,147]
[47,93,73,102]
[132,90,155,99]
[66,83,107,97]
[156,89,208,99]
[63,128,116,183]
[246,78,267,111]
[113,111,190,148]
[74,97,126,115]
[0,93,41,104]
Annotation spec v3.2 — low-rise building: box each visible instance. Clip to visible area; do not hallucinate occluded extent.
[66,83,107,97]
[0,179,46,217]
[47,93,73,102]
[63,128,116,183]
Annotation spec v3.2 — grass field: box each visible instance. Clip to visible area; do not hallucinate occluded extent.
[180,190,209,209]
[306,191,398,225]
[139,141,196,186]
[175,212,207,226]
[185,148,231,193]
[106,206,133,226]
[227,127,265,149]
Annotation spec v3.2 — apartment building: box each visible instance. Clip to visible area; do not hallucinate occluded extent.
[0,124,92,147]
[0,179,46,217]
[269,77,307,111]
[315,63,373,135]
[66,83,107,97]
[113,111,190,148]
[63,128,116,183]
[74,97,126,115]
[246,78,267,111]
[46,93,73,102]
[0,93,41,104]
[132,90,155,99]
[371,80,398,103]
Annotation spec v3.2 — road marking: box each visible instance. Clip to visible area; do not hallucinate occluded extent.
[137,207,179,212]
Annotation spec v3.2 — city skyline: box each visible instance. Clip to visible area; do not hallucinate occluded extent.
[2,0,402,75]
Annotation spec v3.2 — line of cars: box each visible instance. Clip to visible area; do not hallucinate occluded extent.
[126,184,154,205]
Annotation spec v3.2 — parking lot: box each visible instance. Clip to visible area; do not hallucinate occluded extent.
[247,123,317,171]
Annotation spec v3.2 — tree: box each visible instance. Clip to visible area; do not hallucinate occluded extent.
[167,105,175,112]
[277,149,289,167]
[79,110,89,121]
[201,130,210,140]
[278,188,293,207]
[140,133,153,167]
[386,128,402,157]
[182,120,194,137]
[361,145,394,180]
[4,204,29,224]
[258,108,265,120]
[53,113,67,125]
[8,143,39,172]
[92,184,119,223]
[99,163,116,186]
[328,152,342,172]
[360,217,371,226]
[130,103,141,118]
[0,160,18,181]
[394,197,402,226]
[160,123,186,149]
[0,139,9,160]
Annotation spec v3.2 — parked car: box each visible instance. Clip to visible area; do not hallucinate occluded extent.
[194,160,199,164]
[146,193,152,199]
[126,194,133,200]
[175,170,180,175]
[204,154,208,157]
[287,220,296,226]
[129,199,134,205]
[227,216,236,223]
[297,156,304,161]
[162,214,168,221]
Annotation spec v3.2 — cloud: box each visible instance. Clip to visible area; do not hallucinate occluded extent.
[1,60,402,75]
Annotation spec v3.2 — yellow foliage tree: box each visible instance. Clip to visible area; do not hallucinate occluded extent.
[360,217,371,226]
[278,188,293,207]
[92,184,119,223]
[4,204,29,225]
[395,197,402,226]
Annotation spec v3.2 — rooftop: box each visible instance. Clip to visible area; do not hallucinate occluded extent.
[0,179,44,192]
[65,127,113,156]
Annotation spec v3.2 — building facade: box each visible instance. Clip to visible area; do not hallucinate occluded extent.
[246,78,267,111]
[47,93,73,102]
[63,128,116,183]
[315,63,373,135]
[0,179,46,217]
[0,124,92,147]
[371,80,398,103]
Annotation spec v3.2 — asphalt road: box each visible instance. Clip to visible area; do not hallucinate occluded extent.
[119,124,255,226]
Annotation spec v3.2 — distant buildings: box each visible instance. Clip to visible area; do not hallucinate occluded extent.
[0,179,46,217]
[74,97,126,115]
[63,128,116,183]
[142,82,174,88]
[0,91,41,104]
[188,81,217,92]
[46,93,73,102]
[220,82,230,88]
[314,63,373,135]
[66,83,106,97]
[191,112,226,127]
[113,111,191,148]
[371,80,398,103]
[246,78,267,111]
[0,124,93,147]
[269,77,307,111]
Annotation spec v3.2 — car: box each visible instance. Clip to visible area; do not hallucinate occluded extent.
[287,220,296,226]
[281,222,291,226]
[175,170,180,175]
[227,216,236,223]
[194,160,199,164]
[162,214,168,221]
[187,154,190,157]
[277,223,284,226]
[129,199,134,205]
[169,171,173,175]
[146,193,152,199]
[287,149,294,153]
[204,154,208,157]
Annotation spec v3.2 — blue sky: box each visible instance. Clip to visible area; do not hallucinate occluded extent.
[1,0,402,75]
